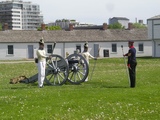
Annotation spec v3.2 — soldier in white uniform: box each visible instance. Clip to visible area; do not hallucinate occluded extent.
[36,38,47,88]
[82,42,97,81]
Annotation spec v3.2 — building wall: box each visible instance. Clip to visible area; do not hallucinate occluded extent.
[109,18,118,25]
[118,20,129,29]
[0,43,28,60]
[153,20,160,39]
[153,40,160,57]
[88,41,152,58]
[148,19,160,39]
[64,41,152,58]
[148,19,160,57]
[0,41,152,60]
[135,41,152,57]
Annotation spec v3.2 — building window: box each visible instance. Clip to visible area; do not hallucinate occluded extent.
[47,45,53,54]
[112,44,117,52]
[8,45,14,55]
[76,45,81,53]
[139,43,144,52]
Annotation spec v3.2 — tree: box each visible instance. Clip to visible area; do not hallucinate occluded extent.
[132,23,146,28]
[108,22,124,29]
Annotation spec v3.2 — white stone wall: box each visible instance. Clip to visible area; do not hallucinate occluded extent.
[0,41,152,60]
[0,43,29,60]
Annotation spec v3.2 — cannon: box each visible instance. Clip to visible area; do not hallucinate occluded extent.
[20,52,89,86]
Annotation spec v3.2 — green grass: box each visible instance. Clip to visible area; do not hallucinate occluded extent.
[0,58,160,120]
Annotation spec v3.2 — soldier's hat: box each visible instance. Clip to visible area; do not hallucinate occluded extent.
[84,41,88,48]
[128,40,134,43]
[39,37,44,44]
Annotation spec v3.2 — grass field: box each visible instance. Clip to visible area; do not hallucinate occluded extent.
[0,58,160,120]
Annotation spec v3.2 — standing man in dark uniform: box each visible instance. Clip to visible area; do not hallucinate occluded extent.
[124,41,137,88]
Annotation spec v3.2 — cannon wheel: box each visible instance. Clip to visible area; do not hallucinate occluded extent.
[66,53,89,84]
[45,54,69,86]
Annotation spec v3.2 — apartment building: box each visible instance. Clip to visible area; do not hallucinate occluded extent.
[0,0,43,30]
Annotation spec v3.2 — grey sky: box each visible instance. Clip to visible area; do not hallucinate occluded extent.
[4,0,160,24]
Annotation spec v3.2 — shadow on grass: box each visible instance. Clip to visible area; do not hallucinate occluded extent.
[7,83,38,90]
[10,86,31,89]
[137,56,159,59]
[84,82,129,88]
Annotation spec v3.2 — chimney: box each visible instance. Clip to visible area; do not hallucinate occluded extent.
[128,23,133,30]
[3,23,8,31]
[103,23,108,30]
[69,24,73,31]
[41,24,46,31]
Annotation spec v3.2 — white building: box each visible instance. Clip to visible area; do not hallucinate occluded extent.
[0,28,152,60]
[147,15,160,57]
[109,17,129,29]
[0,0,43,30]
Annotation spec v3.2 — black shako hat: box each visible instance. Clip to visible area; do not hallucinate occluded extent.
[128,40,134,43]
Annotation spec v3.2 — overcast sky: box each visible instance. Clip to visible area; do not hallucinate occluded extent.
[3,0,160,24]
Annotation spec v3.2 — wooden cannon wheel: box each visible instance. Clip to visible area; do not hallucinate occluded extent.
[45,54,69,86]
[66,53,89,84]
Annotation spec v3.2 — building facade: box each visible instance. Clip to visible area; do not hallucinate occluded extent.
[0,28,152,60]
[109,17,129,29]
[0,0,43,30]
[147,15,160,57]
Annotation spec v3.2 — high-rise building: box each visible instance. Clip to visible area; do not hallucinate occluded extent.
[0,0,43,30]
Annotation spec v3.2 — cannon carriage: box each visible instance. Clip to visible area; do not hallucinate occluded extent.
[21,52,89,86]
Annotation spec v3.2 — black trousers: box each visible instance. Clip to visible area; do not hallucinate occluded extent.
[128,61,137,88]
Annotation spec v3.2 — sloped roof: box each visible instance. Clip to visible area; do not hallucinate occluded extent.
[148,15,160,20]
[0,29,148,43]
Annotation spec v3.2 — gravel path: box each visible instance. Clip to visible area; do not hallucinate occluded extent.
[0,61,34,64]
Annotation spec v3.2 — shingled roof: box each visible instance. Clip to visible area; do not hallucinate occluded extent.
[0,28,148,43]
